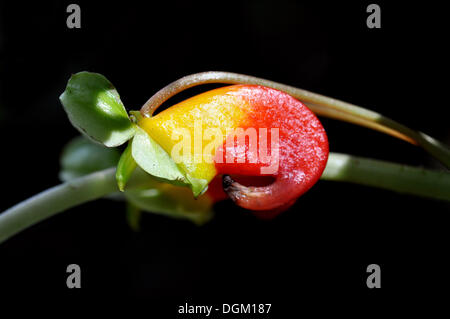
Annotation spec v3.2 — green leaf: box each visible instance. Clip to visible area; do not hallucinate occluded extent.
[116,142,137,192]
[60,71,135,147]
[131,126,190,187]
[59,136,121,181]
[124,181,214,225]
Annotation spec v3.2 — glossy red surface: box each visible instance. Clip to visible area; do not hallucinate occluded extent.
[214,85,329,212]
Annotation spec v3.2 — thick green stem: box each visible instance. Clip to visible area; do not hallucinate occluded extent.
[0,168,117,244]
[321,153,450,200]
[1,153,449,244]
[141,71,450,168]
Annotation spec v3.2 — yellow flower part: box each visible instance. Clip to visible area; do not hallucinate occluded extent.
[138,85,250,184]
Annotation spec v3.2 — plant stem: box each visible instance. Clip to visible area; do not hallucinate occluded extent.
[1,154,449,244]
[141,71,450,168]
[0,168,117,244]
[322,153,450,200]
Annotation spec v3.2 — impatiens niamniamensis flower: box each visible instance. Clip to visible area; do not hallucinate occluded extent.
[2,71,449,244]
[57,71,450,222]
[138,85,329,215]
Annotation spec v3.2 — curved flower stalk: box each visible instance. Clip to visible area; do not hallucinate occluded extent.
[141,72,450,168]
[138,71,450,213]
[0,71,449,244]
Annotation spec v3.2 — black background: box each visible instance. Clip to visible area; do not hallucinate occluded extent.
[0,0,449,315]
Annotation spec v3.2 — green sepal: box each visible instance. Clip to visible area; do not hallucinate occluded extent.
[116,141,137,192]
[186,176,209,197]
[131,126,190,187]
